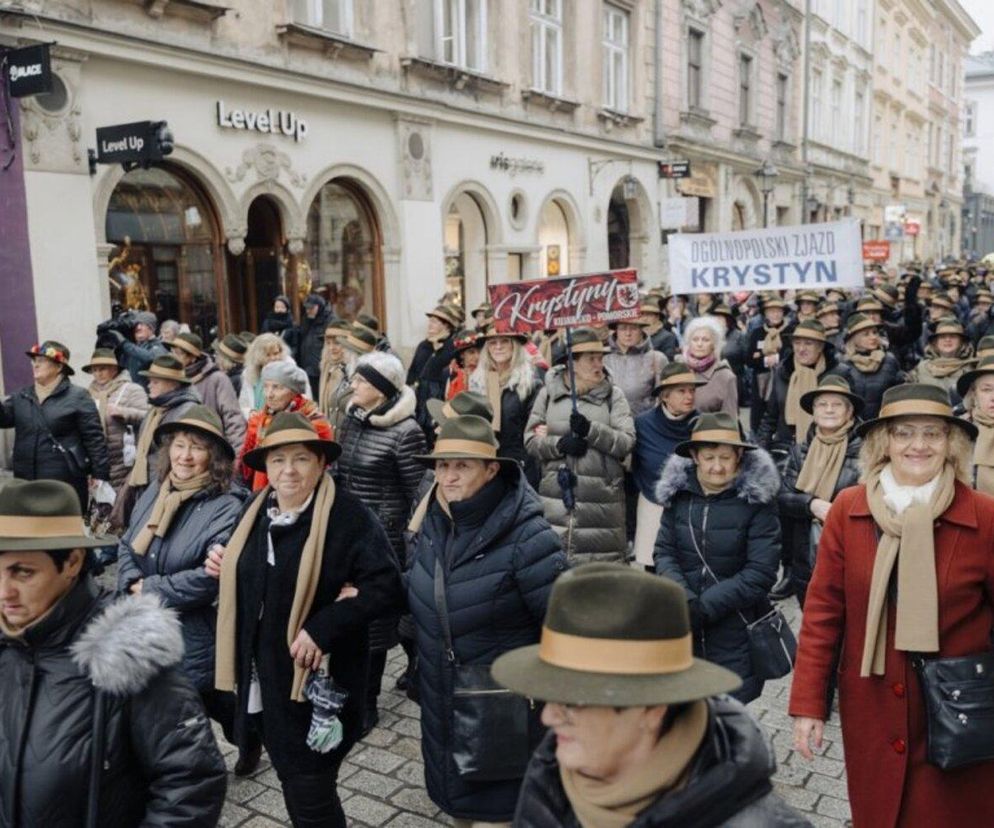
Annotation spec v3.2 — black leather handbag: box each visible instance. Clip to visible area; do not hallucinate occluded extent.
[913,650,994,770]
[434,555,531,782]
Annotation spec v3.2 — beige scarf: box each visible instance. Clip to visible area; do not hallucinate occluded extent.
[89,376,125,430]
[861,464,956,677]
[319,360,346,418]
[846,343,885,373]
[920,347,975,379]
[561,700,708,828]
[485,368,510,432]
[784,356,825,439]
[795,421,853,502]
[972,410,994,495]
[128,406,166,487]
[216,473,337,701]
[131,472,212,555]
[407,481,451,533]
[762,324,783,356]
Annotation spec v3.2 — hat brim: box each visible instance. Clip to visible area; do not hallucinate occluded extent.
[138,369,192,384]
[153,420,236,460]
[413,450,519,469]
[491,645,742,707]
[651,376,708,398]
[242,438,341,472]
[0,531,116,551]
[855,413,978,440]
[799,387,864,416]
[426,398,448,425]
[479,329,530,342]
[170,340,203,358]
[26,351,74,376]
[674,437,756,457]
[81,362,121,374]
[957,366,994,399]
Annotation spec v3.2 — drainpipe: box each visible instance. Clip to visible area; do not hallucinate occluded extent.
[653,0,666,149]
[800,0,811,224]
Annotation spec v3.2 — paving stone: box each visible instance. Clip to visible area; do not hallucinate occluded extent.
[238,818,286,828]
[775,783,819,812]
[389,786,441,818]
[816,795,852,820]
[244,789,290,823]
[342,793,399,826]
[805,772,850,800]
[360,726,400,748]
[383,813,445,828]
[342,769,405,799]
[395,760,427,787]
[351,745,408,773]
[218,800,252,827]
[225,776,267,805]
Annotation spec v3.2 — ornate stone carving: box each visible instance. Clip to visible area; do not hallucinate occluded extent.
[734,0,768,42]
[682,0,722,20]
[224,144,305,188]
[226,237,246,256]
[396,116,433,201]
[19,51,87,174]
[773,23,801,71]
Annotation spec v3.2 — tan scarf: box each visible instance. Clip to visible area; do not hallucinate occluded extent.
[784,356,825,439]
[485,368,510,432]
[216,473,336,701]
[861,464,956,676]
[131,472,212,555]
[407,481,451,533]
[795,421,853,502]
[920,345,975,379]
[846,342,885,373]
[762,324,783,356]
[561,700,708,828]
[972,410,994,495]
[319,359,346,416]
[696,469,734,496]
[89,377,121,429]
[128,406,166,487]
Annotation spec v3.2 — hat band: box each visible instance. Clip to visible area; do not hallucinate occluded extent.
[571,341,606,354]
[149,366,187,381]
[441,402,457,420]
[217,343,245,363]
[792,330,827,343]
[345,335,375,353]
[259,428,324,449]
[690,428,743,444]
[433,439,498,458]
[172,340,201,357]
[0,515,86,539]
[87,357,119,367]
[171,419,226,442]
[539,627,694,675]
[877,399,953,420]
[660,372,698,387]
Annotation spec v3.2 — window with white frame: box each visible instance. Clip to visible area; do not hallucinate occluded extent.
[602,3,630,112]
[856,0,868,47]
[435,0,487,72]
[775,73,788,141]
[738,53,753,126]
[854,90,865,155]
[291,0,353,35]
[687,28,704,109]
[811,69,822,140]
[966,100,977,137]
[530,0,563,95]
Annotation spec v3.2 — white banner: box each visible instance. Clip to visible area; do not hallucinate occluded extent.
[667,218,864,295]
[660,197,688,229]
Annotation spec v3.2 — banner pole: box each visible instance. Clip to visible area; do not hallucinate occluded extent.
[564,326,579,414]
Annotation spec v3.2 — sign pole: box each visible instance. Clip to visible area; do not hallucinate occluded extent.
[564,326,579,414]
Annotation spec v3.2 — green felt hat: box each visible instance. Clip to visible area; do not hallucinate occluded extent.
[413,415,517,468]
[558,327,611,362]
[674,411,755,457]
[0,479,114,551]
[787,319,828,343]
[872,284,899,308]
[170,332,204,358]
[426,391,494,426]
[856,383,977,440]
[977,335,994,358]
[927,317,967,342]
[214,334,247,364]
[491,564,742,706]
[650,362,707,398]
[139,355,192,384]
[794,290,821,306]
[843,312,880,340]
[81,348,121,374]
[957,355,994,399]
[154,404,235,460]
[799,374,864,416]
[241,411,341,471]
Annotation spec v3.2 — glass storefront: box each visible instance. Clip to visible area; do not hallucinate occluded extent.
[105,166,222,340]
[538,199,571,277]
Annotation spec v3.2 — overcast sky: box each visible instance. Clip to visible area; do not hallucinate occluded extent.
[960,0,994,54]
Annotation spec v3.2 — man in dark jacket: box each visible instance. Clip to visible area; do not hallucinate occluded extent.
[746,297,788,435]
[492,566,808,828]
[169,333,246,451]
[0,479,227,828]
[298,293,333,396]
[407,415,567,825]
[110,311,168,393]
[408,304,463,442]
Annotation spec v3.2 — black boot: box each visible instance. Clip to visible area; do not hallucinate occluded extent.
[769,567,794,601]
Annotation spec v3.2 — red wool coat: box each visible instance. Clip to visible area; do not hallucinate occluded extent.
[789,481,994,828]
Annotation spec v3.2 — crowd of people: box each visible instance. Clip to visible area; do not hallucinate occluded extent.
[4,260,994,827]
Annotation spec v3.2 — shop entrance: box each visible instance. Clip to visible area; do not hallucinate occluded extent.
[607,184,631,269]
[538,199,571,277]
[444,192,489,313]
[105,164,224,340]
[230,196,284,332]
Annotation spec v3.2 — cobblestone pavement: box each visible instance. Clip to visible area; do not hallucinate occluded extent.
[220,597,852,827]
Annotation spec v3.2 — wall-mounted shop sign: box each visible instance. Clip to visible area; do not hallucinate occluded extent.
[95,121,174,165]
[4,43,54,98]
[216,101,308,142]
[490,153,544,176]
[658,161,691,179]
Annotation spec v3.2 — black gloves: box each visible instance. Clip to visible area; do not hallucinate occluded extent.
[106,330,126,347]
[687,599,704,635]
[569,412,591,438]
[557,434,588,458]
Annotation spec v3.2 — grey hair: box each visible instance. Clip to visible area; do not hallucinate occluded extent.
[159,320,181,338]
[683,315,726,359]
[356,351,406,393]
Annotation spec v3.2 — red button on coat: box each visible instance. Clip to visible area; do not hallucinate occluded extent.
[893,682,905,698]
[892,738,907,754]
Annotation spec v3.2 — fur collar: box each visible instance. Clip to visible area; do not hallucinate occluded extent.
[654,448,780,507]
[348,384,416,428]
[71,594,184,694]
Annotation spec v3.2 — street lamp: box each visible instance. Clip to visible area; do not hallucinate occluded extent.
[754,161,779,228]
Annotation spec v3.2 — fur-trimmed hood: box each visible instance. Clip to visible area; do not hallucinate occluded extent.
[654,447,780,507]
[72,593,184,695]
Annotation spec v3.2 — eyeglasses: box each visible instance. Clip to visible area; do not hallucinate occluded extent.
[888,425,949,445]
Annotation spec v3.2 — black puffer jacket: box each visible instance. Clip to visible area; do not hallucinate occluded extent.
[117,481,246,690]
[0,578,226,828]
[513,696,811,828]
[826,352,904,420]
[755,350,837,456]
[778,428,862,606]
[406,468,568,822]
[297,299,333,395]
[654,451,781,703]
[0,377,110,496]
[411,335,458,442]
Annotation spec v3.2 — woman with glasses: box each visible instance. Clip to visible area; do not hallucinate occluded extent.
[791,383,994,828]
[778,375,863,606]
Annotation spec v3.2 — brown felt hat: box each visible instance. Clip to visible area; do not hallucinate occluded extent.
[957,355,994,399]
[491,564,742,706]
[81,348,121,374]
[170,333,204,358]
[426,391,494,426]
[674,411,755,457]
[414,415,517,468]
[856,383,977,440]
[154,404,235,460]
[0,479,114,551]
[139,355,192,384]
[241,411,341,471]
[651,362,707,398]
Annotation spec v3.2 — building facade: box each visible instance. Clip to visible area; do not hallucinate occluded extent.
[962,53,994,258]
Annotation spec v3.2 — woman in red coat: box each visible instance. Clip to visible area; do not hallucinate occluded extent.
[790,383,994,828]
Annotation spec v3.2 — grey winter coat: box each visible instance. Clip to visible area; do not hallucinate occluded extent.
[525,367,636,563]
[689,359,739,416]
[653,450,781,703]
[117,481,246,690]
[0,578,226,828]
[88,371,148,488]
[186,354,246,452]
[603,333,669,416]
[513,696,811,828]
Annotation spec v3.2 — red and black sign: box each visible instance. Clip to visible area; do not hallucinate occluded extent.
[488,269,640,334]
[658,161,691,179]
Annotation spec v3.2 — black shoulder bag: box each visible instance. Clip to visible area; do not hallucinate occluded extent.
[688,502,796,680]
[433,552,531,782]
